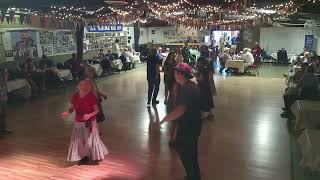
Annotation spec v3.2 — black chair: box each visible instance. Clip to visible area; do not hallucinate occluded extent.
[277,49,288,65]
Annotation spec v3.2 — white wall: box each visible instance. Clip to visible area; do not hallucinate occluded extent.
[3,32,14,62]
[314,36,320,54]
[138,26,210,45]
[123,26,135,47]
[260,27,306,55]
[147,26,176,44]
[139,27,149,44]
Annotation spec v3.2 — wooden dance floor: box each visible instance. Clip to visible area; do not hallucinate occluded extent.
[0,67,291,180]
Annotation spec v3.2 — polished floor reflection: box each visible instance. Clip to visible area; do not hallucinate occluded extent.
[0,67,291,180]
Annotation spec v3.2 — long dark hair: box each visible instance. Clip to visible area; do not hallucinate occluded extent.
[164,52,176,66]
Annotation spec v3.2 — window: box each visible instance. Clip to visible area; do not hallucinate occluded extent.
[152,30,155,34]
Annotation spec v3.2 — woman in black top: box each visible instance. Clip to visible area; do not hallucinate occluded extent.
[163,52,177,106]
[161,63,202,180]
[163,52,178,147]
[196,57,214,119]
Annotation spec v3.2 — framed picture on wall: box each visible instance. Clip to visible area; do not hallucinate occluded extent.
[42,45,53,56]
[5,50,13,57]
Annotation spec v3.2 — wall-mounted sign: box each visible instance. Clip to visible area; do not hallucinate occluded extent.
[304,35,314,51]
[87,24,123,32]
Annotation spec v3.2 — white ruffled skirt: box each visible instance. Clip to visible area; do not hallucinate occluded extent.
[67,120,108,162]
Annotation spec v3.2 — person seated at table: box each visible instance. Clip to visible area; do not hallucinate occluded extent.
[17,57,41,94]
[230,45,236,56]
[19,57,36,73]
[241,48,255,68]
[299,47,308,57]
[120,48,132,70]
[98,49,105,59]
[64,53,85,79]
[285,62,308,87]
[252,42,262,62]
[281,64,319,118]
[218,48,231,74]
[304,52,313,64]
[292,56,303,66]
[39,55,55,69]
[297,65,319,99]
[104,50,113,60]
[40,55,64,88]
[312,57,320,74]
[225,42,231,49]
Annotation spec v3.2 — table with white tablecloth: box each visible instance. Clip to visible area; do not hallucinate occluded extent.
[7,79,32,99]
[37,68,73,81]
[225,60,245,73]
[89,64,103,77]
[270,53,296,63]
[57,69,73,81]
[298,130,320,171]
[291,100,320,130]
[110,59,123,71]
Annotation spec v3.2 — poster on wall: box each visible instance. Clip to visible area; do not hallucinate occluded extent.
[42,45,53,56]
[11,30,38,60]
[40,31,54,44]
[304,35,314,51]
[53,31,76,55]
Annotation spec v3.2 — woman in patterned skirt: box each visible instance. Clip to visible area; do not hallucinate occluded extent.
[61,79,108,165]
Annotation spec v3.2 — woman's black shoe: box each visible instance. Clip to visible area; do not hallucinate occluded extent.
[78,156,89,165]
[168,141,175,148]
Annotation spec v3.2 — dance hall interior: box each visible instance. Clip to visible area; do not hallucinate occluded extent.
[1,0,320,180]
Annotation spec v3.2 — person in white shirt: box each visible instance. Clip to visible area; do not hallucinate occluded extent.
[241,48,255,68]
[112,39,121,59]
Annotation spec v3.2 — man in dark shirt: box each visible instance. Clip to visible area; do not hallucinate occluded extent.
[39,55,56,68]
[182,42,190,64]
[161,63,202,180]
[147,48,161,105]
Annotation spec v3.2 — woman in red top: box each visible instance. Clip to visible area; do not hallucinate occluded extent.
[61,80,108,165]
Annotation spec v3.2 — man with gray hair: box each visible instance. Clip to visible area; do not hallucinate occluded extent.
[241,48,255,69]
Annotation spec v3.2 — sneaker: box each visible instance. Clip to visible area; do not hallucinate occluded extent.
[152,100,159,105]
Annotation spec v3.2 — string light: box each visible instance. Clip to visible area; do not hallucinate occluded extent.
[0,0,308,29]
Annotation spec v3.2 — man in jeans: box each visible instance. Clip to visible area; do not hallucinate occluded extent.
[147,48,161,106]
[0,68,12,136]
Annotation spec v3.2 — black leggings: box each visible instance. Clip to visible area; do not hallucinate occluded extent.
[176,135,201,180]
[147,79,160,103]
